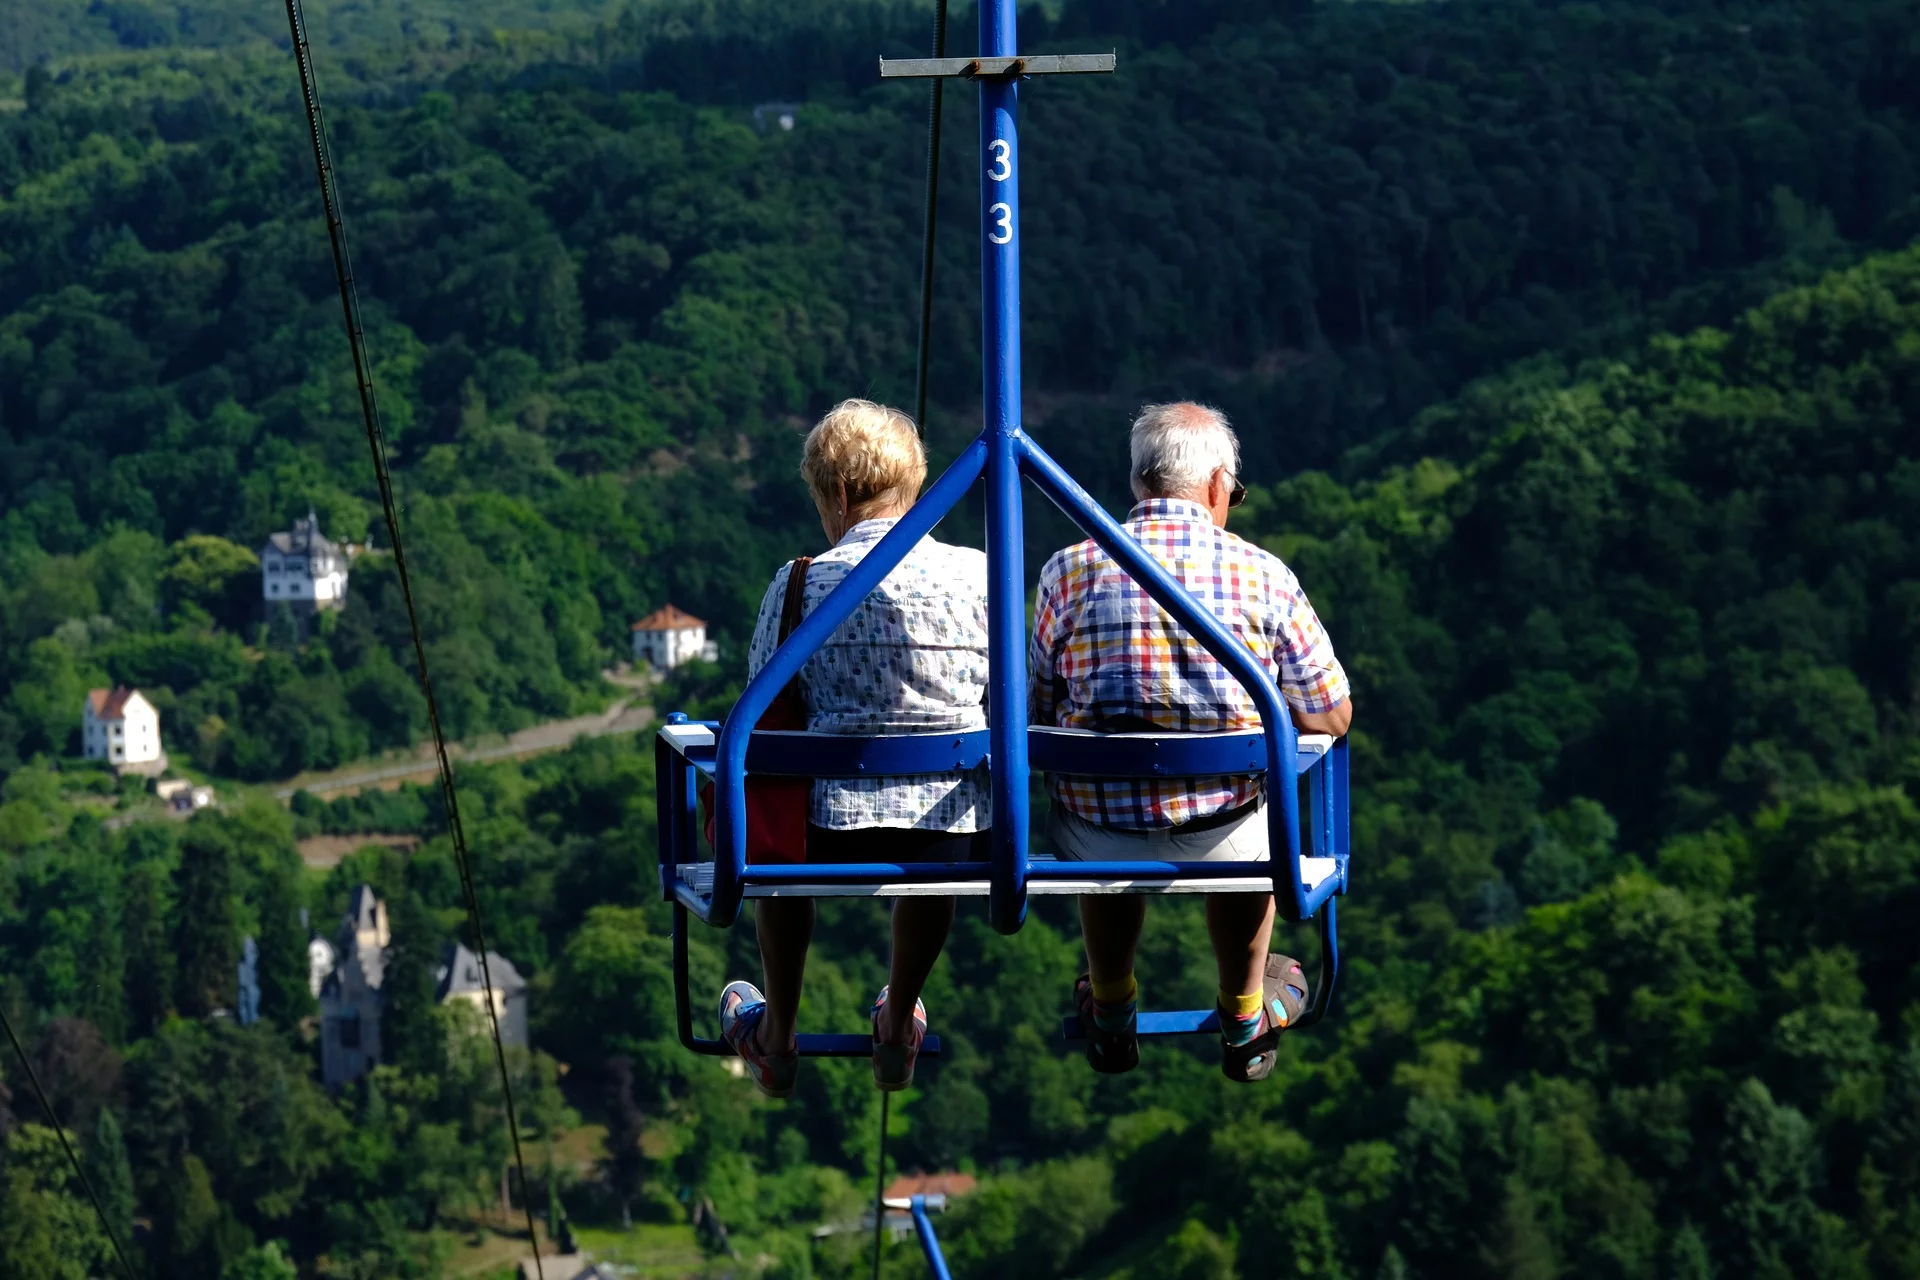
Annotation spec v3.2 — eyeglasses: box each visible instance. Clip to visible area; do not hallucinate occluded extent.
[1228,479,1246,508]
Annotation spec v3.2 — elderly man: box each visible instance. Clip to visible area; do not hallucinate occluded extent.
[1029,402,1353,1082]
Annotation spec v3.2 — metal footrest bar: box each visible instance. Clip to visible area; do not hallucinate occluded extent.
[671,903,942,1060]
[1058,898,1340,1042]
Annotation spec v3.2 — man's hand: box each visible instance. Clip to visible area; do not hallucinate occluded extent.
[1291,698,1353,738]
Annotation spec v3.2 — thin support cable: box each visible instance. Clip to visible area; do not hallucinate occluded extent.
[278,2,544,1274]
[0,1004,138,1279]
[913,0,951,434]
[871,1089,893,1280]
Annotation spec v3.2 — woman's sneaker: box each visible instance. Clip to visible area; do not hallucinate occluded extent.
[719,980,799,1098]
[871,986,927,1092]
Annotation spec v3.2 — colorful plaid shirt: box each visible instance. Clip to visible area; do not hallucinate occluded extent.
[1028,498,1351,829]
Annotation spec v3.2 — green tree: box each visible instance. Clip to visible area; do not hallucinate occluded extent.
[124,861,177,1037]
[160,535,261,630]
[253,846,314,1030]
[4,638,90,756]
[172,824,240,1019]
[223,1240,298,1280]
[378,890,448,1079]
[0,1125,117,1280]
[86,1108,136,1254]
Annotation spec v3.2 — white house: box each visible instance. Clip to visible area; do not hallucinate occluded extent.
[82,687,163,770]
[260,509,349,611]
[631,604,718,670]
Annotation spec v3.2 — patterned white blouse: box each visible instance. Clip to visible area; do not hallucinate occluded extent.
[746,518,991,832]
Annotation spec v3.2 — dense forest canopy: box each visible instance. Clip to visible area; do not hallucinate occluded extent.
[6,0,1919,779]
[1,1,1918,1278]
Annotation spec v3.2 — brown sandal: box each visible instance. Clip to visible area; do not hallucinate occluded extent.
[1220,953,1308,1083]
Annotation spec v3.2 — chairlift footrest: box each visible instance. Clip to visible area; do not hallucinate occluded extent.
[1059,1008,1220,1042]
[789,1032,943,1059]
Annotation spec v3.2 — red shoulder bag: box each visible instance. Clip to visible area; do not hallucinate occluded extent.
[701,557,811,865]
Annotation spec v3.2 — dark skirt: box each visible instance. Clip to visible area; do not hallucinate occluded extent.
[804,824,991,864]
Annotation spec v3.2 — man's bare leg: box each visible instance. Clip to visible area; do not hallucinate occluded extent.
[1080,896,1148,986]
[1206,893,1275,1001]
[754,898,815,1053]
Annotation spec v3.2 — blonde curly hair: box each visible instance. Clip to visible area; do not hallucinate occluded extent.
[801,399,927,523]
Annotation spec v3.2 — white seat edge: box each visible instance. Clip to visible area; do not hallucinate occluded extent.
[673,856,1337,900]
[659,723,716,748]
[667,724,1333,755]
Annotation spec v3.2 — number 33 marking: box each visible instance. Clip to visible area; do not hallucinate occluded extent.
[988,202,1013,244]
[987,138,1011,182]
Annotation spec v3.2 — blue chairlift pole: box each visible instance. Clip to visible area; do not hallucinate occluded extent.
[980,0,1029,935]
[910,1196,954,1280]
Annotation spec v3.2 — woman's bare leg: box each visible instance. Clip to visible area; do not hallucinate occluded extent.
[878,897,956,1043]
[754,898,815,1052]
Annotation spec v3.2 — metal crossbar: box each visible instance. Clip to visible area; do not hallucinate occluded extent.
[878,52,1116,79]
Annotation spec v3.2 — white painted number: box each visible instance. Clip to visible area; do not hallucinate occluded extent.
[987,138,1011,181]
[989,202,1013,244]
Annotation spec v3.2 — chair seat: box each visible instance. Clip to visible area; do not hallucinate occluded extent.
[670,856,1337,901]
[658,721,1333,779]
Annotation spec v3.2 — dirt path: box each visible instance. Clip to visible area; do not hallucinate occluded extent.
[273,697,654,800]
[296,831,422,869]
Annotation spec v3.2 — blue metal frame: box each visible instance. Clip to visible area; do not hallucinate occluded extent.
[661,0,1353,1053]
[910,1196,954,1280]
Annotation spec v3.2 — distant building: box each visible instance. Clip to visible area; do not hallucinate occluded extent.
[752,101,801,132]
[435,943,529,1047]
[319,885,389,1089]
[317,886,531,1089]
[260,509,349,612]
[519,1257,616,1280]
[82,687,164,772]
[884,1173,978,1202]
[631,604,717,670]
[237,937,260,1027]
[815,1171,976,1243]
[153,777,213,812]
[308,933,337,1001]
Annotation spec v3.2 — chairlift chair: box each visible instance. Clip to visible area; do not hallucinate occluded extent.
[657,0,1350,1063]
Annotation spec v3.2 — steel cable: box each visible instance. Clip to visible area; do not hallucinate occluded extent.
[0,1004,138,1278]
[278,2,544,1273]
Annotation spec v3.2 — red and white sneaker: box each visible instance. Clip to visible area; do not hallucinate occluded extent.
[870,986,928,1092]
[719,980,799,1099]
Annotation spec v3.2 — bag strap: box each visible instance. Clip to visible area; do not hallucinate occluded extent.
[771,557,813,710]
[779,557,812,643]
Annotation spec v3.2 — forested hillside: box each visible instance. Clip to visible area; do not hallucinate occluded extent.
[6,0,1920,778]
[2,1,1919,1277]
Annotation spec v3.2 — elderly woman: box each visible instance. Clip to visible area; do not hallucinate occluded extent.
[719,399,990,1098]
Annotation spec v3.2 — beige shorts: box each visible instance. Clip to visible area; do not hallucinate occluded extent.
[1046,800,1271,863]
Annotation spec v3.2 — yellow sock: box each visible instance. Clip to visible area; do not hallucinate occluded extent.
[1221,988,1263,1019]
[1092,974,1137,1005]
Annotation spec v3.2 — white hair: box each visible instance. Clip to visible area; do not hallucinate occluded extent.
[1129,402,1240,500]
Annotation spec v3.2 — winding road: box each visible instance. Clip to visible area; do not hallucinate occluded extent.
[271,697,655,799]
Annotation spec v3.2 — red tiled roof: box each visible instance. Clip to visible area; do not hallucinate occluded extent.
[86,687,139,720]
[632,604,706,632]
[883,1173,977,1201]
